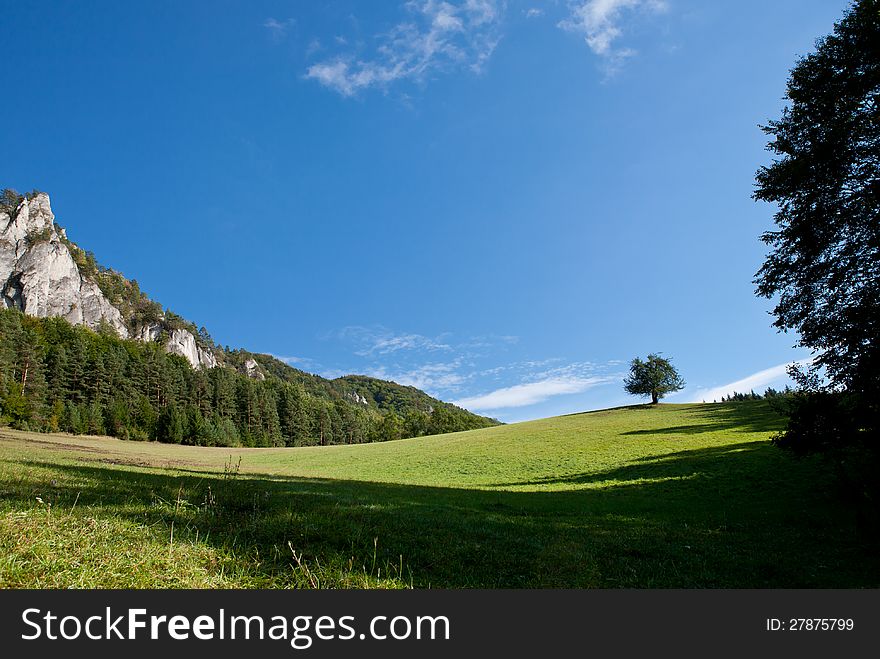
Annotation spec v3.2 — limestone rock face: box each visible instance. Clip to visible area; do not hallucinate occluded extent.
[198,345,219,370]
[165,328,218,370]
[1,194,129,338]
[1,192,219,371]
[244,358,266,380]
[135,322,163,343]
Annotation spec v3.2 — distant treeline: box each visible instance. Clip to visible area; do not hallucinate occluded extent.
[0,308,496,446]
[714,387,794,403]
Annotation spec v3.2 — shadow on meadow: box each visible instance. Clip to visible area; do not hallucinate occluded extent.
[5,435,878,588]
[617,402,789,437]
[487,441,770,488]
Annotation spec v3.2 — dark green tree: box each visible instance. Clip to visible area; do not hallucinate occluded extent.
[1,384,29,427]
[624,354,685,404]
[752,1,880,510]
[278,383,311,446]
[156,402,185,444]
[308,398,336,446]
[106,395,131,438]
[66,330,89,404]
[256,384,282,446]
[376,410,404,442]
[190,369,213,417]
[211,368,237,420]
[754,0,880,397]
[86,351,110,406]
[236,378,260,444]
[63,400,87,435]
[45,344,70,404]
[17,326,47,413]
[404,409,431,438]
[0,310,23,390]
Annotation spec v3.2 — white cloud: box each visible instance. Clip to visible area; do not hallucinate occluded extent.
[306,0,503,96]
[368,361,467,393]
[263,17,295,40]
[459,334,519,350]
[559,0,666,74]
[362,333,452,356]
[524,8,544,18]
[323,323,625,408]
[453,375,613,410]
[333,326,452,356]
[684,359,811,403]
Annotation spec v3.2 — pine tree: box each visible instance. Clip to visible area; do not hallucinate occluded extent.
[45,344,70,403]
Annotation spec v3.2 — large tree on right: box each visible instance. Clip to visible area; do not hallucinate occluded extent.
[754,0,879,500]
[755,0,879,398]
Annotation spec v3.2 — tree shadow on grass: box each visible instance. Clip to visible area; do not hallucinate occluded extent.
[487,441,768,488]
[620,402,788,437]
[559,404,659,417]
[3,440,878,589]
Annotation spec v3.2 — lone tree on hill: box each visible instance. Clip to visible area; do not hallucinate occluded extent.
[624,354,685,405]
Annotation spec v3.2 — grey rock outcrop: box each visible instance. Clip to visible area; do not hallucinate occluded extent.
[244,358,266,380]
[135,322,163,343]
[346,392,369,405]
[1,194,129,338]
[165,328,218,370]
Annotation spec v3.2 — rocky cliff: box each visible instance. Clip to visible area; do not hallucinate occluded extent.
[1,194,129,337]
[166,327,218,369]
[1,193,217,370]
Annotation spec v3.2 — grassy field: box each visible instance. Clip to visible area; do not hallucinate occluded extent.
[0,401,877,588]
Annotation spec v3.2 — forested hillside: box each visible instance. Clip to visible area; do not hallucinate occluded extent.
[0,308,497,446]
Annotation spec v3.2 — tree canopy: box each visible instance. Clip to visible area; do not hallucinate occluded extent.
[753,0,880,397]
[623,354,685,405]
[753,0,879,511]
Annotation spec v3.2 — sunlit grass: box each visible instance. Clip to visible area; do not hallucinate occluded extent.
[0,401,876,588]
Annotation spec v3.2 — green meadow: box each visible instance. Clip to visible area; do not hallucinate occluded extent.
[0,401,876,588]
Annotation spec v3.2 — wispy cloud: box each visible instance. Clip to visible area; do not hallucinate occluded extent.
[459,334,519,350]
[332,325,452,357]
[367,361,468,393]
[453,375,614,410]
[559,0,667,75]
[362,334,451,356]
[263,17,296,41]
[306,0,504,96]
[683,359,811,403]
[524,8,544,18]
[320,323,625,411]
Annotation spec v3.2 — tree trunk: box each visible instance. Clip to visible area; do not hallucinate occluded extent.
[651,391,658,405]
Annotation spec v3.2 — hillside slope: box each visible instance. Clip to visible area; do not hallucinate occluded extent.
[1,401,876,588]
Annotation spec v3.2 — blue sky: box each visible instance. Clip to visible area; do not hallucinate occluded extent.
[0,0,849,422]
